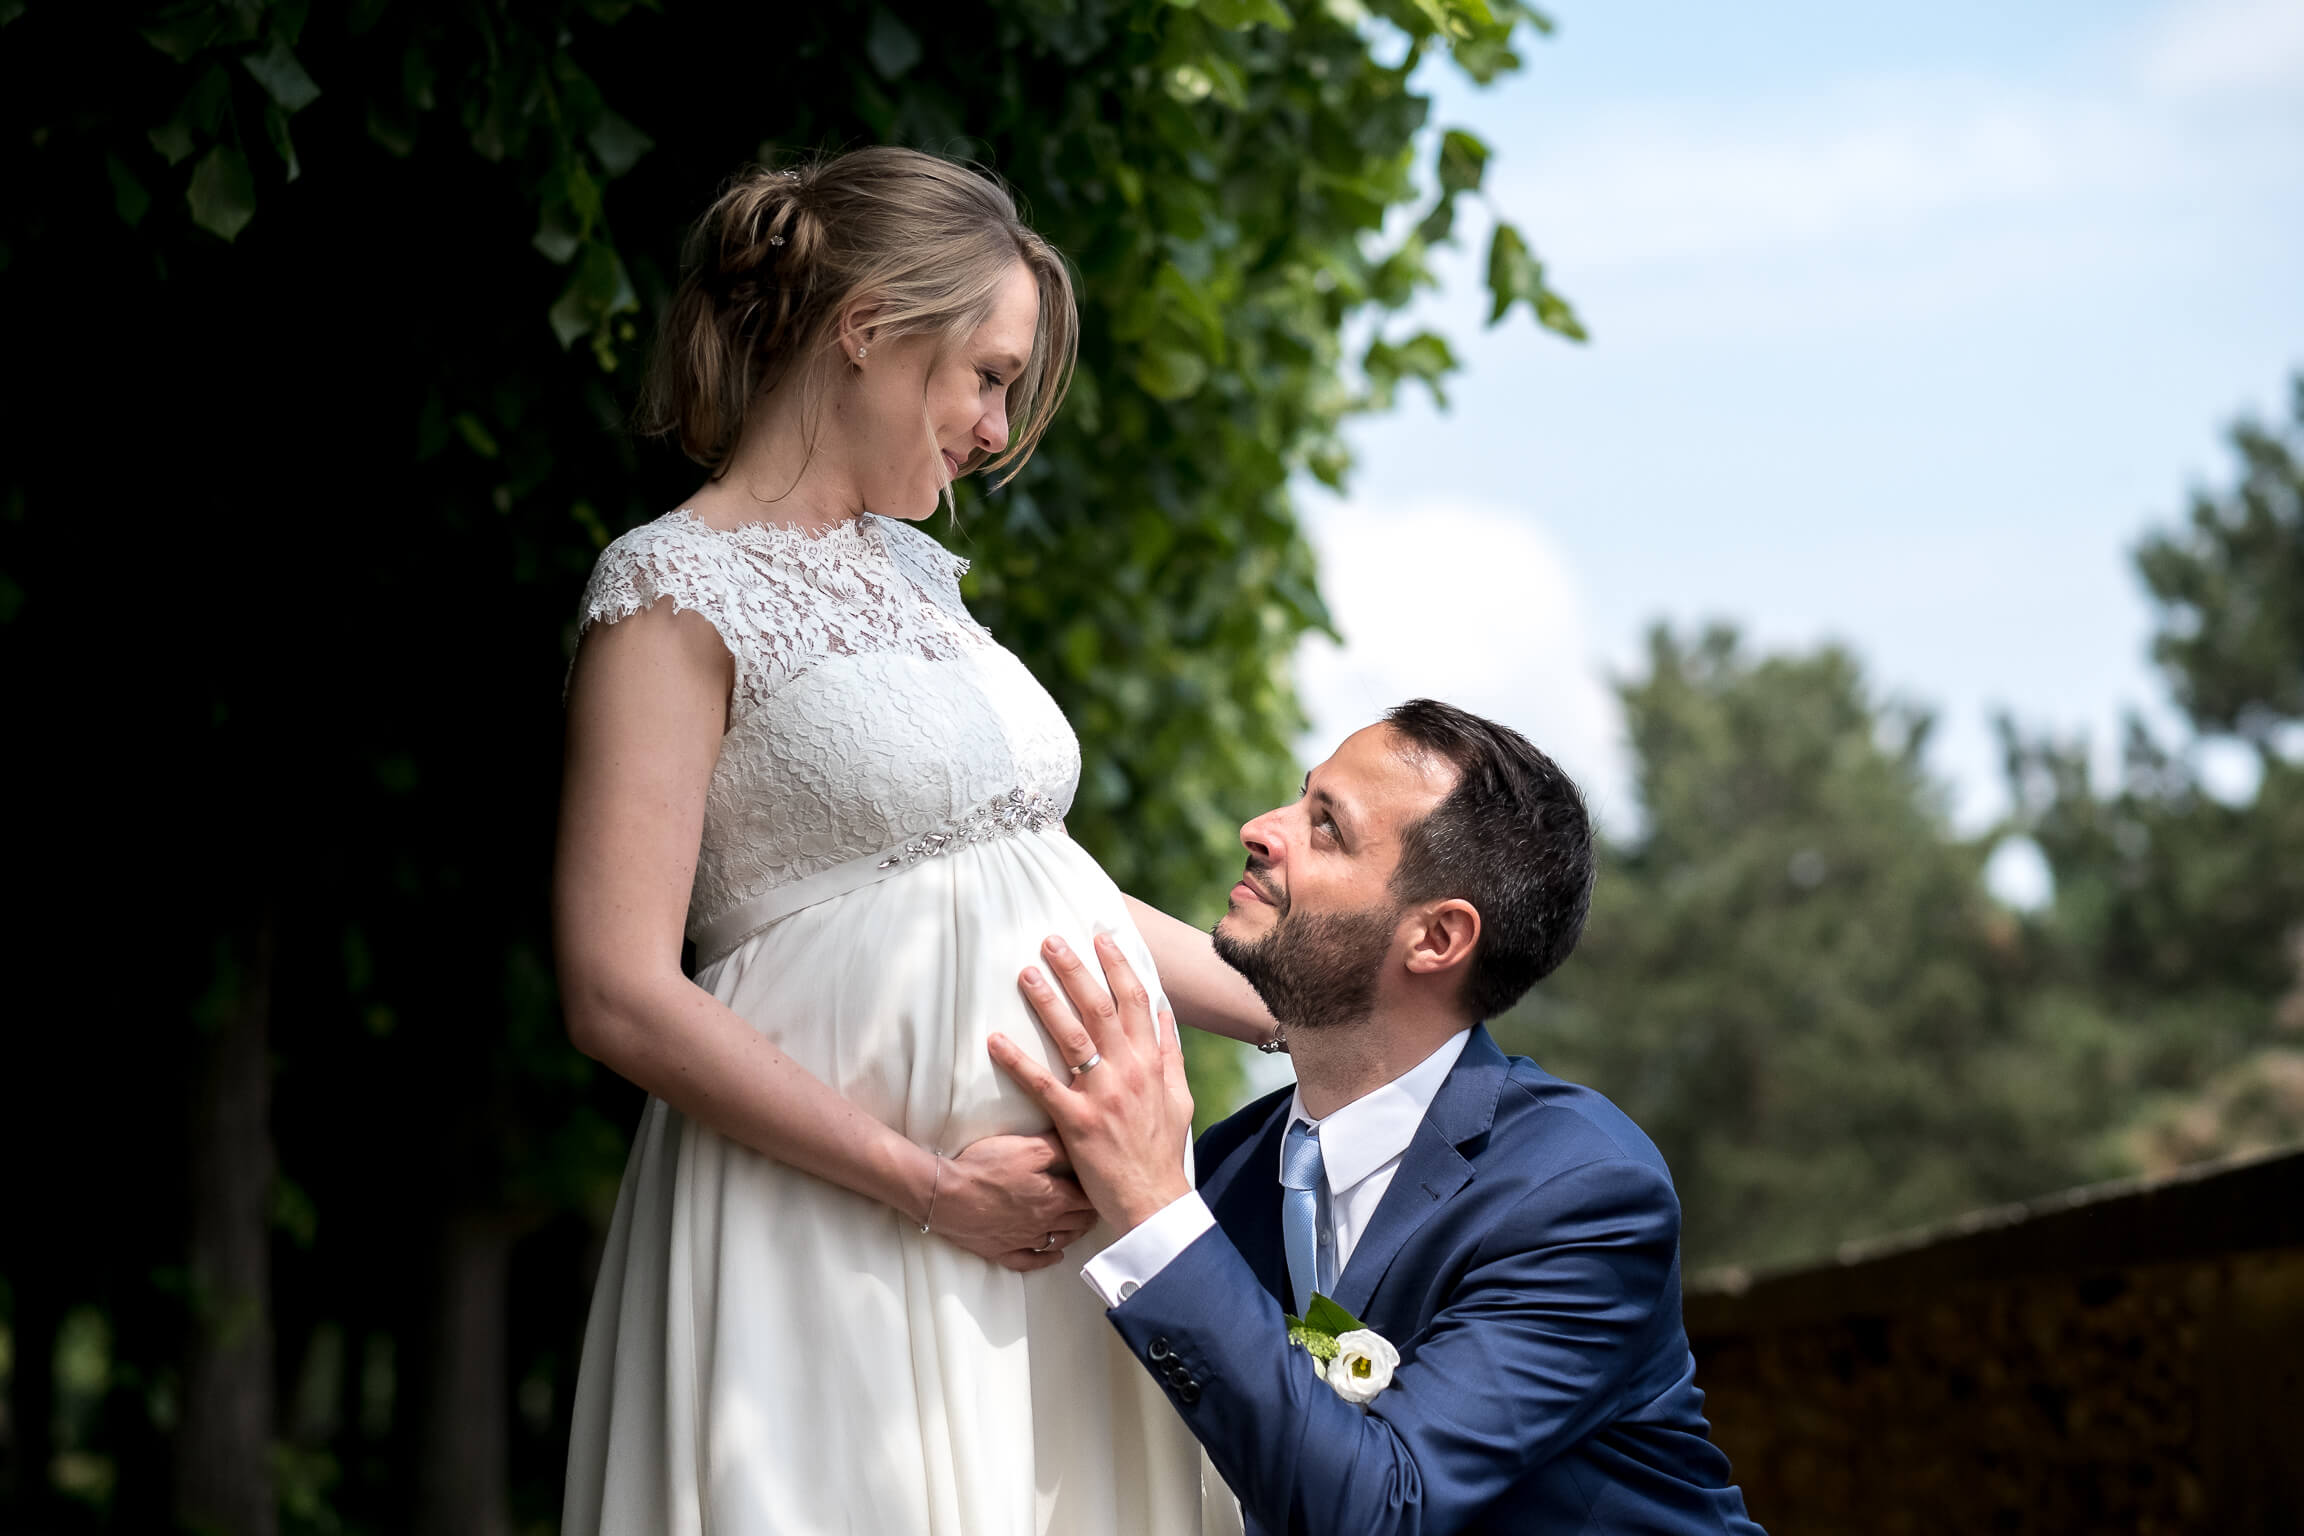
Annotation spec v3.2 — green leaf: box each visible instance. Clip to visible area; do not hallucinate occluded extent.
[272,1175,319,1248]
[533,206,582,265]
[367,100,417,158]
[563,159,605,229]
[1438,128,1488,195]
[1480,221,1588,339]
[270,0,312,46]
[586,110,654,178]
[187,145,256,242]
[1484,219,1541,325]
[865,8,923,78]
[1200,0,1293,28]
[1449,30,1521,83]
[1303,1293,1368,1336]
[1133,344,1209,401]
[264,103,302,182]
[549,240,637,349]
[150,65,232,165]
[1363,329,1459,410]
[1174,51,1249,110]
[142,3,224,59]
[452,411,501,459]
[1402,0,1469,40]
[402,45,438,112]
[1060,618,1101,678]
[105,154,152,227]
[243,36,321,113]
[1533,287,1587,341]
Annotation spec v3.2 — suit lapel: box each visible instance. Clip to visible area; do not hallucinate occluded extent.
[1203,1099,1294,1312]
[1329,1025,1511,1318]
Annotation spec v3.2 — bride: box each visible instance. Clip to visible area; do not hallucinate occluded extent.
[553,147,1273,1534]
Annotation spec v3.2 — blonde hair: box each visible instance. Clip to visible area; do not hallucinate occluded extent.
[638,146,1078,488]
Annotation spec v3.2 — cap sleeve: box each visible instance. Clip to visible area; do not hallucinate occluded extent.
[575,515,757,699]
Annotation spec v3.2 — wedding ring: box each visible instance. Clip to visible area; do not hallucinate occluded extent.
[1068,1052,1103,1077]
[1035,1233,1057,1252]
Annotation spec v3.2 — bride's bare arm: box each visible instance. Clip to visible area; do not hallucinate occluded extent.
[1122,894,1278,1046]
[555,604,1094,1270]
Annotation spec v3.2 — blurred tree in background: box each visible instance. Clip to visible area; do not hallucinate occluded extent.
[1503,378,2304,1274]
[1497,628,2076,1271]
[0,0,1575,1529]
[2001,377,2304,1178]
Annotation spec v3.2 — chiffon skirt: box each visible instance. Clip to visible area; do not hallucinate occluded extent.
[560,828,1224,1536]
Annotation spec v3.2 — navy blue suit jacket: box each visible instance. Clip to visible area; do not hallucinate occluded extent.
[1106,1026,1763,1536]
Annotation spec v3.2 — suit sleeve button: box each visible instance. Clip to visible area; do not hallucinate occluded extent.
[1178,1383,1202,1404]
[1148,1337,1173,1362]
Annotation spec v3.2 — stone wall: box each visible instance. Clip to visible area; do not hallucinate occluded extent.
[1685,1148,2304,1535]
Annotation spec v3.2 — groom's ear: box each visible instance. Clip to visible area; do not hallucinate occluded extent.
[1401,899,1480,984]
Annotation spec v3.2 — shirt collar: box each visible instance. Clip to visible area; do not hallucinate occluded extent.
[1284,1028,1474,1194]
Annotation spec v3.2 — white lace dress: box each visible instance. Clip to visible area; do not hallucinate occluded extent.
[560,510,1213,1536]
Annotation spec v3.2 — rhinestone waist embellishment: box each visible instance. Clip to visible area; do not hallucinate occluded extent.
[877,787,1060,870]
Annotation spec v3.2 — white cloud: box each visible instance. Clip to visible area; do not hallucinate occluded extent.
[1489,80,2166,280]
[1462,0,2302,351]
[2135,0,2304,95]
[1295,497,1633,835]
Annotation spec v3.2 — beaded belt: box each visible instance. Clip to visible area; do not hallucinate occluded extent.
[688,788,1063,969]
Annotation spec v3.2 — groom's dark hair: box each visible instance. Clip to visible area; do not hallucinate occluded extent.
[1382,699,1596,1019]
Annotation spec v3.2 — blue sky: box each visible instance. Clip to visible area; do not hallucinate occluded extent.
[1294,0,2304,897]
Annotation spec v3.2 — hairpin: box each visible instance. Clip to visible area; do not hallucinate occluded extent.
[768,235,786,247]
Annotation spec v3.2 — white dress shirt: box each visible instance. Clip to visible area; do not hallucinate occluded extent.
[1082,1029,1473,1308]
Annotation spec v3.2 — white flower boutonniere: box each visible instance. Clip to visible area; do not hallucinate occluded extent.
[1285,1295,1399,1408]
[1325,1329,1400,1404]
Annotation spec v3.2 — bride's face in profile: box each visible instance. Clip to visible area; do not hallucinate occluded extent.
[844,260,1040,521]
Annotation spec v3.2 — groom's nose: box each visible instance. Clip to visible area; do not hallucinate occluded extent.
[1240,807,1286,866]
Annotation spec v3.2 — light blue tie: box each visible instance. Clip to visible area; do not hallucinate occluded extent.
[1281,1121,1331,1316]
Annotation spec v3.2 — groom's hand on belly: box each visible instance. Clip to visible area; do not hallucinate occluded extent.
[990,934,1195,1234]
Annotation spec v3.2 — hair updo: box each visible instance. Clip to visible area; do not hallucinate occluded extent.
[637,146,1078,482]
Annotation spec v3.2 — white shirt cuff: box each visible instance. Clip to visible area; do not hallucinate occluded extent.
[1080,1192,1216,1309]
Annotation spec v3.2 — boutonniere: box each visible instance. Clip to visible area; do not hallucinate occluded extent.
[1286,1294,1399,1407]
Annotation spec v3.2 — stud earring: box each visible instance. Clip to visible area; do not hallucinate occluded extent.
[856,347,868,361]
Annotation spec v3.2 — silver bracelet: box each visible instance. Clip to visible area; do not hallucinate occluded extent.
[918,1154,944,1234]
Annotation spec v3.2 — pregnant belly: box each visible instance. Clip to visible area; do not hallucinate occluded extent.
[696,828,1168,1151]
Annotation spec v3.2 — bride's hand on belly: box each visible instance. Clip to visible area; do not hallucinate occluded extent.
[933,1131,1102,1270]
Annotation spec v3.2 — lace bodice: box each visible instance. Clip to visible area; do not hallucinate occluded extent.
[578,510,1081,938]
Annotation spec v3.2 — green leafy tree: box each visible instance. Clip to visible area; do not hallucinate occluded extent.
[1498,627,2086,1272]
[0,0,1582,1527]
[2002,375,2304,1172]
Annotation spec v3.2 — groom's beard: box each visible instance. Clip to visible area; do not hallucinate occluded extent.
[1212,894,1397,1033]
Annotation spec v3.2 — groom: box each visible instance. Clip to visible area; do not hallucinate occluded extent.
[991,700,1763,1535]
